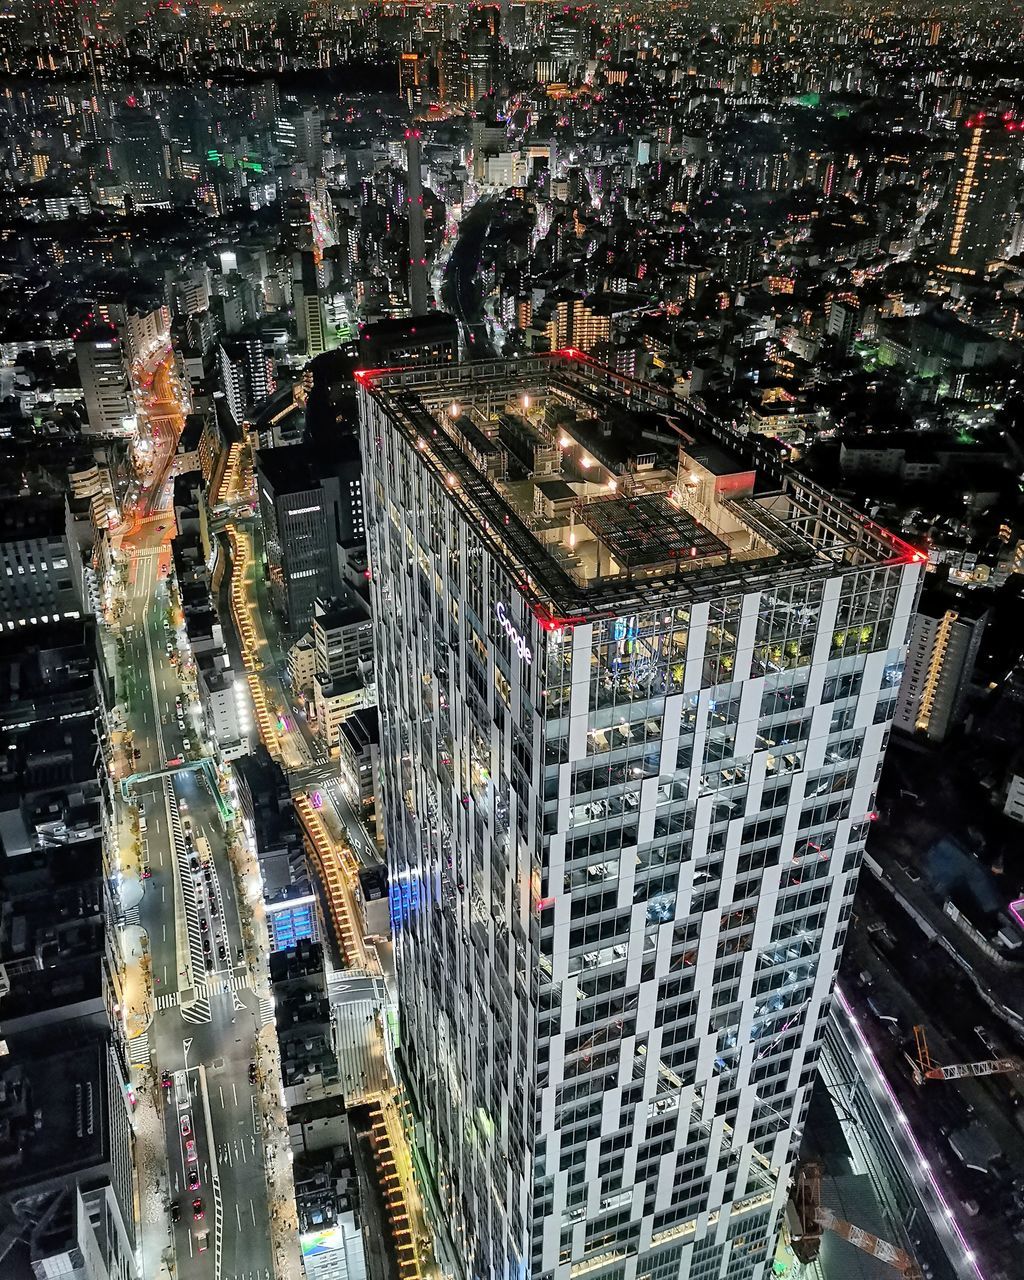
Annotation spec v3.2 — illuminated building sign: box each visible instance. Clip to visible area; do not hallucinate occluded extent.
[495,602,532,664]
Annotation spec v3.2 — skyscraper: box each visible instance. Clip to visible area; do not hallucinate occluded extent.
[939,112,1023,277]
[406,127,430,316]
[74,326,136,437]
[357,353,922,1280]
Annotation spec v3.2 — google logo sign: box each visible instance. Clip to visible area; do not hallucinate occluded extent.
[495,602,533,664]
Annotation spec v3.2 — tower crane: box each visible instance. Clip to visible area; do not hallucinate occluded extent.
[912,1024,1023,1083]
[789,1163,924,1280]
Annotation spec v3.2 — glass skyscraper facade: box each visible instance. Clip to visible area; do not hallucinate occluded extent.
[357,353,923,1280]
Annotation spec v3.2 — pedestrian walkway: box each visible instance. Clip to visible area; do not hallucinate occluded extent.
[128,1030,151,1065]
[154,991,179,1011]
[201,971,252,996]
[258,994,275,1027]
[180,992,212,1025]
[133,1079,174,1280]
[333,1001,390,1105]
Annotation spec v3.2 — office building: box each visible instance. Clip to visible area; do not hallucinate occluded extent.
[257,447,363,634]
[196,648,249,758]
[893,581,988,743]
[467,3,501,102]
[312,592,373,684]
[74,329,136,438]
[939,112,1024,277]
[0,497,84,630]
[219,337,276,425]
[295,253,329,358]
[357,313,459,368]
[357,353,922,1280]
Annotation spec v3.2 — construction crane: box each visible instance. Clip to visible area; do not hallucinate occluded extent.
[912,1024,1023,1083]
[789,1163,924,1279]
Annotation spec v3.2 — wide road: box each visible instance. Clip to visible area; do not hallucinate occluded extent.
[117,525,274,1274]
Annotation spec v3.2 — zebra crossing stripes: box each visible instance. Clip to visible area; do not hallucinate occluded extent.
[165,780,206,985]
[128,1031,150,1065]
[181,993,212,1025]
[154,991,179,1011]
[258,994,275,1027]
[333,999,388,1102]
[123,904,141,927]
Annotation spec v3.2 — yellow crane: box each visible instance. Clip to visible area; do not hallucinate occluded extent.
[790,1163,924,1279]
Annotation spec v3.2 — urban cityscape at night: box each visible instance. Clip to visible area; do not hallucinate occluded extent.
[2,4,1024,1280]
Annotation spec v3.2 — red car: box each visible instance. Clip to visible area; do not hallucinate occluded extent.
[192,1198,204,1221]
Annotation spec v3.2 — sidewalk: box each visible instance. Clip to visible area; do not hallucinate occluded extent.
[134,1080,175,1280]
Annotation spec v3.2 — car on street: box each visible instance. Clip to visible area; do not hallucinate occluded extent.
[179,1114,191,1138]
[170,1201,181,1223]
[165,755,183,767]
[196,1230,209,1252]
[183,738,192,752]
[210,900,218,915]
[161,1070,172,1089]
[217,944,226,960]
[205,955,213,970]
[190,855,200,871]
[200,918,208,932]
[192,1198,204,1221]
[188,1166,200,1190]
[202,938,211,952]
[248,1061,257,1084]
[185,1139,197,1163]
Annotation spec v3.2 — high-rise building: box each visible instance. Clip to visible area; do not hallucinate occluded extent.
[357,353,923,1280]
[295,253,329,357]
[893,581,988,743]
[75,327,136,437]
[406,127,431,316]
[219,337,275,425]
[256,446,363,634]
[0,497,84,629]
[939,112,1024,277]
[467,3,501,102]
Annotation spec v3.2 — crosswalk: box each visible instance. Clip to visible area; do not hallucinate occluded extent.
[155,991,179,1011]
[128,1030,150,1065]
[165,781,207,986]
[181,992,212,1025]
[258,994,275,1027]
[333,999,390,1102]
[123,904,141,927]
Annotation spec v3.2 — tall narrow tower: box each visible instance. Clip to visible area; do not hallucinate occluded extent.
[406,127,430,316]
[939,112,1023,277]
[357,353,923,1280]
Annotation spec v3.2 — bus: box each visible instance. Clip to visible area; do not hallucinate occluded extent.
[174,1071,191,1112]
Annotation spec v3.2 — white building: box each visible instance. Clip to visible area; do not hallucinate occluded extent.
[358,354,922,1280]
[196,648,249,758]
[892,585,988,743]
[74,330,136,438]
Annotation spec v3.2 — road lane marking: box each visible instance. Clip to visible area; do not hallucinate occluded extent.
[250,1199,256,1226]
[219,1086,225,1108]
[232,1081,238,1106]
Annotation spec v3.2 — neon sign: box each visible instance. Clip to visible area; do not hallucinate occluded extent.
[495,602,532,664]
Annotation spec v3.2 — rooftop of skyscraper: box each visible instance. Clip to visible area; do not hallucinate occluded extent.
[356,351,921,622]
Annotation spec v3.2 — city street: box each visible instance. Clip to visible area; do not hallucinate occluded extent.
[117,519,277,1280]
[107,364,287,1280]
